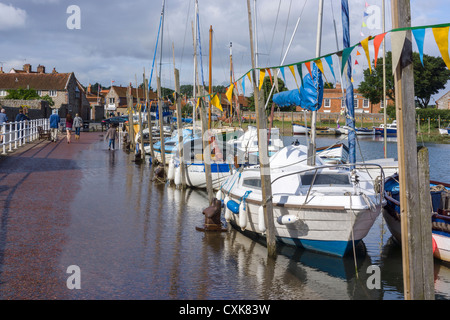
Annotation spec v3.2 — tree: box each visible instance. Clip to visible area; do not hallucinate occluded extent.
[358,51,450,108]
[5,88,54,106]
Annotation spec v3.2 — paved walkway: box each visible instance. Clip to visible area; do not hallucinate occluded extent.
[0,131,107,299]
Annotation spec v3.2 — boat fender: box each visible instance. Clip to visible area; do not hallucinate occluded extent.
[216,189,223,202]
[168,159,175,181]
[258,206,266,233]
[238,202,248,230]
[432,236,437,254]
[277,215,299,225]
[224,196,232,221]
[174,165,181,186]
[227,199,240,214]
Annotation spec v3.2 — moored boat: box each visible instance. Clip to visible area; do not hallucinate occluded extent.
[383,174,450,263]
[218,144,385,257]
[375,120,397,136]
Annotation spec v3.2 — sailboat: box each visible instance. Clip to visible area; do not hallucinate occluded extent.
[218,0,385,257]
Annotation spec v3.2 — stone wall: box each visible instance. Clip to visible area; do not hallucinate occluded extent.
[0,99,51,120]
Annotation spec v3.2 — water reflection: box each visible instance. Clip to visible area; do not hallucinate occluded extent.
[58,140,450,300]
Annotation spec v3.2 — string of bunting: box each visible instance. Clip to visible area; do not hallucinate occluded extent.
[224,22,450,105]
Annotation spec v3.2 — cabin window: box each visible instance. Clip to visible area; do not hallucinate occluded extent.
[243,178,261,189]
[300,173,351,186]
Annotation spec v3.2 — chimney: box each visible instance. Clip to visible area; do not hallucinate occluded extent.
[37,65,46,74]
[52,67,58,74]
[23,64,32,73]
[335,82,341,90]
[88,84,92,94]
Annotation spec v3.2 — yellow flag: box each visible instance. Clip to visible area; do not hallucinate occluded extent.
[259,69,265,90]
[360,36,372,73]
[195,98,200,109]
[211,94,223,112]
[314,59,328,83]
[288,65,299,89]
[433,26,450,70]
[226,84,234,104]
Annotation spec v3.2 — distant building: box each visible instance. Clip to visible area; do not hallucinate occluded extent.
[436,91,450,110]
[0,64,90,118]
[104,85,157,116]
[295,83,392,114]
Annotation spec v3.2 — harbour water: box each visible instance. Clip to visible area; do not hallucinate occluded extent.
[56,134,449,300]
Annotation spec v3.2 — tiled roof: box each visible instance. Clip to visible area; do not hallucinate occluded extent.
[0,73,72,91]
[111,86,157,100]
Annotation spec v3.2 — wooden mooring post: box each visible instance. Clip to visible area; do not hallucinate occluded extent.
[247,0,276,258]
[392,0,434,300]
[174,68,186,189]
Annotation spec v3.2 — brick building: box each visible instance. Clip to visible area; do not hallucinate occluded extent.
[296,83,392,114]
[0,64,90,119]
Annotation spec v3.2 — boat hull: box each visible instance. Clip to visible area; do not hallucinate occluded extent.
[292,124,310,135]
[226,196,381,257]
[184,162,233,189]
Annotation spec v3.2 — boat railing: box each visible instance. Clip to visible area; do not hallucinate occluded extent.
[268,162,386,204]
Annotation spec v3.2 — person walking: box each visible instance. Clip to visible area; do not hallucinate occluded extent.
[105,123,118,150]
[15,107,29,143]
[49,109,60,142]
[0,109,8,143]
[73,113,83,140]
[65,113,73,144]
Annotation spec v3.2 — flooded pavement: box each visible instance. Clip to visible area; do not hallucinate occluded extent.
[0,132,449,301]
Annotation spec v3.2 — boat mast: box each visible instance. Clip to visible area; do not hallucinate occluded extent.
[193,0,198,132]
[382,0,388,158]
[308,0,324,166]
[209,25,213,129]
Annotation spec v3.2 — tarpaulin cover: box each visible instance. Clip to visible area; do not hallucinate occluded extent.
[273,64,323,111]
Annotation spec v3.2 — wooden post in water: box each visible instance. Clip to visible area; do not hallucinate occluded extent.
[247,0,276,258]
[392,0,434,300]
[126,85,135,150]
[174,68,186,189]
[200,98,214,205]
[144,75,156,163]
[157,75,166,174]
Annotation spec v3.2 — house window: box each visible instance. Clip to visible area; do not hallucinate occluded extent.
[36,90,42,96]
[363,99,369,108]
[0,90,7,96]
[380,100,385,109]
[341,99,346,108]
[49,90,57,97]
[324,98,331,108]
[354,99,358,108]
[109,97,115,104]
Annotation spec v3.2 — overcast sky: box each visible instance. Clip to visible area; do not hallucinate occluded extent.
[1,0,449,101]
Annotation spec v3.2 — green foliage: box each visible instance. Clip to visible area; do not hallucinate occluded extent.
[358,51,450,108]
[5,88,40,100]
[416,108,450,127]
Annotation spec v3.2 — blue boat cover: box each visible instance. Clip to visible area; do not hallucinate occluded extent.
[273,64,323,111]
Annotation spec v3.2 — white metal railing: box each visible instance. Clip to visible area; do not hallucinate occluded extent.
[1,118,50,155]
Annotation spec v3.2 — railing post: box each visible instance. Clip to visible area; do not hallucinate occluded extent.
[1,123,5,155]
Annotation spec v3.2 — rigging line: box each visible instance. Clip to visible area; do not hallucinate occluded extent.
[267,0,282,66]
[279,0,293,65]
[263,0,308,111]
[179,0,192,74]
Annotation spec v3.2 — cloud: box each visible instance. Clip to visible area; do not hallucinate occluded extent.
[0,3,27,30]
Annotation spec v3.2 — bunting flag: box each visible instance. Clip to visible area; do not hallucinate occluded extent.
[211,94,223,112]
[341,45,356,76]
[195,97,201,109]
[288,65,300,89]
[412,28,426,66]
[226,83,234,104]
[280,67,286,83]
[432,26,450,70]
[296,63,303,88]
[259,69,265,90]
[241,77,245,96]
[274,68,279,92]
[247,72,252,84]
[304,62,312,78]
[267,68,273,87]
[391,30,407,74]
[324,55,336,81]
[314,59,327,83]
[360,36,372,73]
[373,32,387,67]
